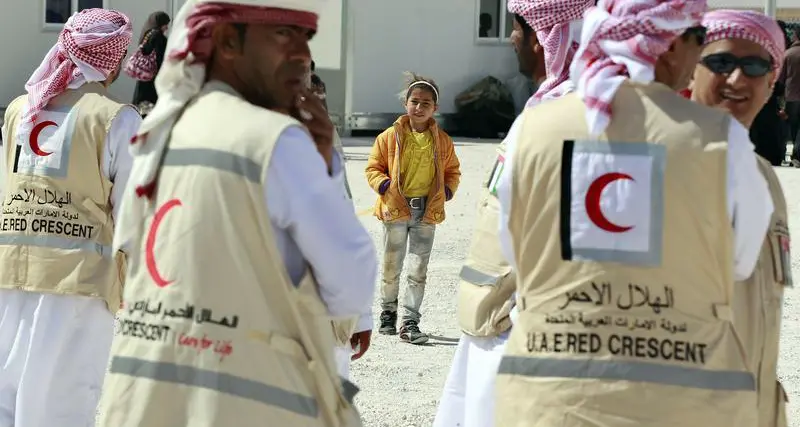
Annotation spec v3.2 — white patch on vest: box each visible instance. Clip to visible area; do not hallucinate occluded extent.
[16,109,75,179]
[564,141,665,266]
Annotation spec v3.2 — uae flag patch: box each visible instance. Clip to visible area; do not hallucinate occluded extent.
[487,153,505,196]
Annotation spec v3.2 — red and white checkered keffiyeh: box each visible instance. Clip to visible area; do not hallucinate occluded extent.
[569,0,707,136]
[17,8,132,145]
[703,9,786,83]
[507,0,593,105]
[114,0,321,254]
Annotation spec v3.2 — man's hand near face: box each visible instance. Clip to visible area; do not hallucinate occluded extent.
[291,89,334,173]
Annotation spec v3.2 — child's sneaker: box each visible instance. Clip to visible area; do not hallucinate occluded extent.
[399,320,429,345]
[379,310,397,335]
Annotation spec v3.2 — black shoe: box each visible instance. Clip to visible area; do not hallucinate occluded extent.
[399,320,429,345]
[379,310,397,335]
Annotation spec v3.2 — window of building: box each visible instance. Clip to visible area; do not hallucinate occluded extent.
[477,0,514,42]
[45,0,107,26]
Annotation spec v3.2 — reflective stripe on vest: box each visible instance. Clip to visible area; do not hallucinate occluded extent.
[0,234,112,257]
[459,265,501,286]
[0,105,110,258]
[109,356,319,417]
[110,356,360,415]
[163,148,261,183]
[120,148,364,412]
[498,356,756,391]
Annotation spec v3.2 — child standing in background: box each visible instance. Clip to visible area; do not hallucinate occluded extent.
[365,72,461,344]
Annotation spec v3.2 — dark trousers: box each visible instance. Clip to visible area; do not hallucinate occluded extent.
[788,102,800,161]
[751,105,786,166]
[787,102,800,141]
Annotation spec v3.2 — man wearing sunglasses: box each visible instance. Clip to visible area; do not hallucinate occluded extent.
[493,0,773,425]
[692,21,780,133]
[691,10,789,427]
[695,42,784,164]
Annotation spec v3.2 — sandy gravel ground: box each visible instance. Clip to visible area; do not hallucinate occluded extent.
[342,137,800,427]
[775,165,800,427]
[344,137,497,427]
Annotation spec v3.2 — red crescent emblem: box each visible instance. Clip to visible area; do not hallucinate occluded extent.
[585,172,634,233]
[145,199,182,287]
[29,121,57,157]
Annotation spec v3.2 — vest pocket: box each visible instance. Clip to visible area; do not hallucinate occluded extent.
[457,268,515,337]
[249,329,309,361]
[294,274,360,426]
[713,303,753,372]
[331,318,358,347]
[251,322,348,424]
[457,193,514,336]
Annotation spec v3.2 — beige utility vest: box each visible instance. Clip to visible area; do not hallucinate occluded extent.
[457,138,515,337]
[0,83,127,312]
[332,129,353,200]
[733,157,790,427]
[332,316,358,349]
[496,82,757,427]
[330,129,358,346]
[97,82,361,427]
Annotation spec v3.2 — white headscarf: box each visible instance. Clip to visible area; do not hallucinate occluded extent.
[18,9,132,144]
[507,0,593,105]
[114,0,323,255]
[569,0,707,136]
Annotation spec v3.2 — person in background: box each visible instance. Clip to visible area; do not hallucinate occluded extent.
[433,1,590,425]
[365,72,461,344]
[97,0,375,424]
[0,9,136,427]
[692,10,789,427]
[783,30,800,164]
[495,0,772,425]
[131,11,171,117]
[305,60,348,197]
[304,61,367,379]
[479,13,493,37]
[310,60,328,110]
[749,19,789,166]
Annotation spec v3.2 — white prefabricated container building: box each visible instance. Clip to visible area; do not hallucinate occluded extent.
[324,0,800,134]
[0,0,798,135]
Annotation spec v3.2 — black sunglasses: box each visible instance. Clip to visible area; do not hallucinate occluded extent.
[684,26,707,45]
[700,52,773,78]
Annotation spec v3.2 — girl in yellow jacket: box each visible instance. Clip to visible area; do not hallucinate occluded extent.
[365,72,461,344]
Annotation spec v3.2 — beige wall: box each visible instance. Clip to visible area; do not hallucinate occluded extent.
[709,0,800,7]
[106,0,172,103]
[0,0,171,108]
[777,8,800,21]
[709,7,800,20]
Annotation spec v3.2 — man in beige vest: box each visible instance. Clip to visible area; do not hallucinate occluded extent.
[304,64,368,380]
[96,1,376,426]
[0,9,136,427]
[494,0,775,426]
[330,126,366,380]
[434,1,590,426]
[692,10,790,427]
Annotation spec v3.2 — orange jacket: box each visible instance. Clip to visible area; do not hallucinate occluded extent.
[365,115,461,224]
